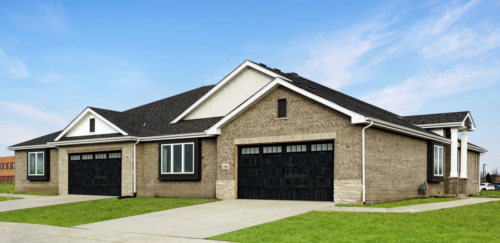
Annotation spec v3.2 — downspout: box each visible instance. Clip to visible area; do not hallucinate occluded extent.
[118,138,140,199]
[362,121,374,204]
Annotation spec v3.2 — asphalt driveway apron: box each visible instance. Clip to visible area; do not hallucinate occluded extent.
[76,199,334,238]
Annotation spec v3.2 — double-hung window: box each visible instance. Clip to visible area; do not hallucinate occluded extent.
[434,145,443,176]
[28,152,44,176]
[161,143,194,174]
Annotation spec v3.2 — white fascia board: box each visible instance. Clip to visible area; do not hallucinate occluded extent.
[206,78,367,135]
[139,133,215,142]
[49,136,138,146]
[8,144,57,151]
[54,107,129,141]
[416,122,463,129]
[367,117,451,144]
[170,60,292,124]
[462,112,476,131]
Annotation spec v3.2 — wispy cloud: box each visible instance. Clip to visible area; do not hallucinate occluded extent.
[0,101,68,126]
[0,121,40,149]
[40,72,63,83]
[7,2,68,32]
[363,65,498,114]
[0,48,29,78]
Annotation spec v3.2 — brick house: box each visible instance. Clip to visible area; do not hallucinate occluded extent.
[7,61,487,204]
[0,156,15,183]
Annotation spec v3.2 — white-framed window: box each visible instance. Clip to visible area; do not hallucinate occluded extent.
[263,146,282,154]
[241,147,259,155]
[286,145,307,153]
[434,145,444,176]
[311,143,333,152]
[28,152,44,176]
[161,143,194,174]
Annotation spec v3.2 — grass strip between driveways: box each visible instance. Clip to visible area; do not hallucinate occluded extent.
[0,184,53,196]
[209,200,500,243]
[336,197,459,208]
[0,197,217,227]
[0,196,21,202]
[471,190,500,198]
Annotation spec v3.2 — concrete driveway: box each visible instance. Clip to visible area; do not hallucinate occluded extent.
[0,193,112,213]
[76,199,334,238]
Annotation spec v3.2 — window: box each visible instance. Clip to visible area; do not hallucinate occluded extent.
[161,143,194,174]
[278,99,287,118]
[28,152,44,176]
[70,155,81,160]
[311,143,333,151]
[12,163,14,169]
[434,146,444,176]
[286,145,307,153]
[82,154,93,160]
[95,153,107,159]
[263,146,282,154]
[6,163,9,170]
[241,147,259,155]
[109,153,121,159]
[90,118,95,133]
[7,177,9,183]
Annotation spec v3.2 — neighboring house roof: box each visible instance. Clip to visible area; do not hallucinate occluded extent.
[403,112,470,125]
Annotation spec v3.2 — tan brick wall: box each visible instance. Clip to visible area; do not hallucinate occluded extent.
[136,138,217,199]
[467,151,480,195]
[217,86,363,201]
[14,149,59,194]
[365,128,430,204]
[57,142,134,196]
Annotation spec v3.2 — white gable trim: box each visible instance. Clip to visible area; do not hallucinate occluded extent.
[206,78,367,135]
[463,112,476,130]
[415,112,476,131]
[54,107,129,141]
[170,60,291,124]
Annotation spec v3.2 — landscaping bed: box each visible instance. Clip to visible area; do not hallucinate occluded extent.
[0,197,217,227]
[336,198,459,208]
[0,184,53,196]
[210,200,500,242]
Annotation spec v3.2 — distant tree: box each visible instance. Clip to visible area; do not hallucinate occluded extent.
[486,173,494,183]
[491,168,499,177]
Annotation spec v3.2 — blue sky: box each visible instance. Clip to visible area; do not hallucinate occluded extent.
[0,0,499,172]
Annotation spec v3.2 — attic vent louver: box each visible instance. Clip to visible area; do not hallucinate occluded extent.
[274,68,281,72]
[292,80,300,85]
[288,72,298,76]
[307,85,315,89]
[259,63,267,67]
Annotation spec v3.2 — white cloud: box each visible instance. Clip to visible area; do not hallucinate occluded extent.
[40,72,63,83]
[431,0,481,35]
[0,48,29,79]
[0,121,40,151]
[363,66,497,114]
[0,101,68,126]
[7,2,68,32]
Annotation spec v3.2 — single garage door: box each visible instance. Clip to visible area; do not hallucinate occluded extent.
[68,151,122,196]
[238,142,334,201]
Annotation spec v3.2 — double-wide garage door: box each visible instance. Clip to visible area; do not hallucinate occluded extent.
[238,142,334,201]
[68,151,122,196]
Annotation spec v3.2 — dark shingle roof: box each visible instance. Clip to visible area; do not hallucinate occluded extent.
[250,61,437,136]
[10,86,219,147]
[403,112,469,125]
[458,139,487,152]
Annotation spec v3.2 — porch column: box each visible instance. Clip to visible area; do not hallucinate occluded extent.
[460,130,468,178]
[450,128,459,177]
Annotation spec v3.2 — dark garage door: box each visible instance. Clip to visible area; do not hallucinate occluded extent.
[68,151,122,196]
[238,142,334,201]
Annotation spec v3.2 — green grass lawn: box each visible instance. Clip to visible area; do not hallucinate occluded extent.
[0,196,21,202]
[0,183,53,196]
[210,200,500,243]
[0,197,217,227]
[471,190,500,198]
[336,198,459,208]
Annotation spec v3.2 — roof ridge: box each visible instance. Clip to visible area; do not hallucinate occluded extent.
[403,111,469,118]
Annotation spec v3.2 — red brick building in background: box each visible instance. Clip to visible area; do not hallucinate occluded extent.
[0,156,15,183]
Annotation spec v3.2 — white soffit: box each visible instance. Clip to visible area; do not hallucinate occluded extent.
[206,78,366,135]
[54,107,128,141]
[185,67,273,120]
[170,60,291,123]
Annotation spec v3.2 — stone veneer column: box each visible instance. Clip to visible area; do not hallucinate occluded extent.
[450,128,459,178]
[460,130,468,178]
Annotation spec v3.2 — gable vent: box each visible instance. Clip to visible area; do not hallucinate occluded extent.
[89,118,95,132]
[278,99,287,118]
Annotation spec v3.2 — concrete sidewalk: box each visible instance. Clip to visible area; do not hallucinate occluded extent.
[76,199,334,239]
[0,222,225,243]
[317,197,500,213]
[0,194,112,213]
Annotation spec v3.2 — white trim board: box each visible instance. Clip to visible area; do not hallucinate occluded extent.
[54,107,129,141]
[170,60,292,124]
[206,78,367,135]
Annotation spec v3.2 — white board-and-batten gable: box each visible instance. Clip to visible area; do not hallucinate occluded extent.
[66,113,120,137]
[185,67,273,120]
